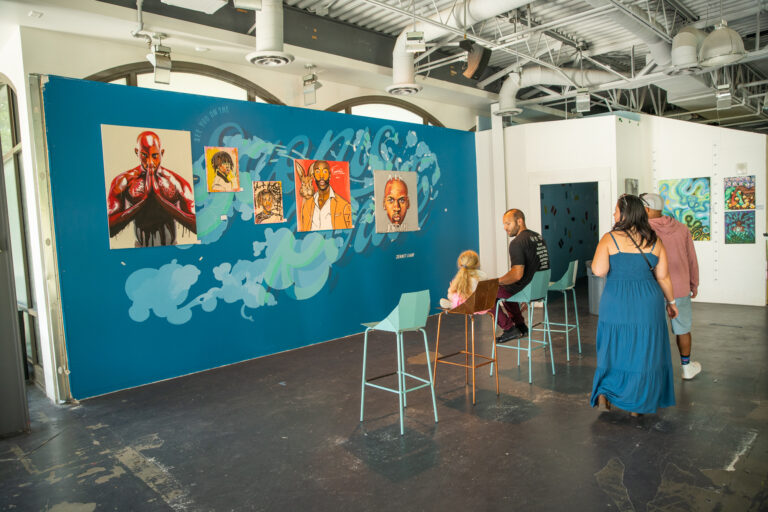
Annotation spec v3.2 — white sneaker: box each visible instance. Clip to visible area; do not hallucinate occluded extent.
[681,361,702,380]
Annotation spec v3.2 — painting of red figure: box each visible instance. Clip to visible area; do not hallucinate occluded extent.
[293,159,353,232]
[724,175,756,211]
[102,125,198,249]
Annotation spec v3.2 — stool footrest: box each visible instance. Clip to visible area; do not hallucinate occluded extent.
[364,372,432,395]
[436,351,495,370]
[495,339,548,351]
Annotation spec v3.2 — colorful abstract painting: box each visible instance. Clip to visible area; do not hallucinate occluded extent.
[724,175,756,210]
[102,125,198,249]
[205,146,241,193]
[293,159,353,232]
[724,210,755,244]
[658,177,711,241]
[252,181,285,224]
[373,170,419,233]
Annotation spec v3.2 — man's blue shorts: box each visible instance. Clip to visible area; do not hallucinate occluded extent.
[670,295,692,335]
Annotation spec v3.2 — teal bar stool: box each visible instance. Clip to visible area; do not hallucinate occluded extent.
[491,270,554,384]
[360,290,438,435]
[548,260,582,361]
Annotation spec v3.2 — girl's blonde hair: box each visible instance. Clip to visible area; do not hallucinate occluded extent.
[448,250,481,299]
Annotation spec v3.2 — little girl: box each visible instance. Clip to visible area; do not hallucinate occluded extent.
[440,250,487,309]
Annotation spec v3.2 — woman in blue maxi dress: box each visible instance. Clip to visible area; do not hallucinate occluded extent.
[589,195,679,415]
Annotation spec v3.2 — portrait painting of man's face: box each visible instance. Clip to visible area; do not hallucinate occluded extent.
[253,181,286,225]
[205,146,241,193]
[373,170,419,233]
[293,159,353,233]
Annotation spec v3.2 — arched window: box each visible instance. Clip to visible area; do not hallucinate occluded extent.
[85,61,284,104]
[325,95,444,127]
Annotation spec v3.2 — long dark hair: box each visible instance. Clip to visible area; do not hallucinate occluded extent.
[613,194,657,248]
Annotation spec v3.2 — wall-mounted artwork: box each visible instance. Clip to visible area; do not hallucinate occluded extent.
[102,125,198,249]
[205,146,241,192]
[724,210,755,244]
[253,181,285,224]
[373,170,420,233]
[658,177,711,241]
[724,175,756,210]
[294,159,353,232]
[624,178,638,196]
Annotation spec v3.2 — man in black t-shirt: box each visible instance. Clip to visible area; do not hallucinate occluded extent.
[496,209,550,342]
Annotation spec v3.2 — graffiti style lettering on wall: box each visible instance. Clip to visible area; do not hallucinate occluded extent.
[124,121,442,324]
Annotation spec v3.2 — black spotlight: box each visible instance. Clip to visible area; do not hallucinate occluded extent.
[460,40,492,80]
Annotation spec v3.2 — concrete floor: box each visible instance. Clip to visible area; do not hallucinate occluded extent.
[1,285,767,511]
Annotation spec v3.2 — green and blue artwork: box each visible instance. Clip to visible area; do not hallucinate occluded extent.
[724,210,755,244]
[658,177,711,241]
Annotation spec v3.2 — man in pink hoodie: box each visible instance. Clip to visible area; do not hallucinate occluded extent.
[641,193,702,380]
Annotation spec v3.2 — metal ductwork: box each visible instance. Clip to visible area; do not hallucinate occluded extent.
[671,25,707,71]
[496,67,622,116]
[245,0,294,66]
[388,0,532,95]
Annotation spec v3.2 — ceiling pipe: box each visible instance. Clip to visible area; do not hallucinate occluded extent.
[671,25,707,71]
[388,0,532,95]
[496,66,621,116]
[245,0,294,66]
[131,0,153,46]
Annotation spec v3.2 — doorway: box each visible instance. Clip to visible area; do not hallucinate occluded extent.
[539,182,600,280]
[1,82,42,386]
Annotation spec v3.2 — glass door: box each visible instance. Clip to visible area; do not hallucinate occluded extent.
[1,83,41,385]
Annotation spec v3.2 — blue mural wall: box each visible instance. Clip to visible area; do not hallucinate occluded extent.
[540,182,599,280]
[42,76,478,398]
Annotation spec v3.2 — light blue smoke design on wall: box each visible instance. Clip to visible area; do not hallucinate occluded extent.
[124,123,440,324]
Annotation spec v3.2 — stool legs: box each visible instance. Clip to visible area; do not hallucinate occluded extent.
[572,287,582,354]
[420,328,439,424]
[360,329,370,422]
[545,301,555,375]
[396,333,405,435]
[563,290,570,361]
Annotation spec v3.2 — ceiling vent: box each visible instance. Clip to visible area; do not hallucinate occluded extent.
[245,0,294,67]
[385,84,423,95]
[699,22,746,68]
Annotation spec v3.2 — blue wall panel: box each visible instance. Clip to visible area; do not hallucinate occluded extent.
[540,182,599,280]
[42,76,478,398]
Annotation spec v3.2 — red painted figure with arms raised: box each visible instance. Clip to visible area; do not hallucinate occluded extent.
[107,131,196,247]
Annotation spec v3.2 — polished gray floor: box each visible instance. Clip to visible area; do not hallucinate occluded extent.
[1,285,767,511]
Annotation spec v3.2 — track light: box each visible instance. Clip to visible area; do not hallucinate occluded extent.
[405,31,426,53]
[146,37,172,85]
[303,65,322,106]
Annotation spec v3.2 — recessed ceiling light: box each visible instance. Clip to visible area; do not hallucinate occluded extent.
[195,46,210,52]
[28,10,43,18]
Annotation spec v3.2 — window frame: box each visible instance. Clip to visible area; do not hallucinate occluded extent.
[85,61,285,105]
[325,95,444,127]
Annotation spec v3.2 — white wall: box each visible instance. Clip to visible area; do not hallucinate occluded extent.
[505,116,618,238]
[476,115,618,281]
[616,114,653,198]
[647,115,766,306]
[478,112,767,307]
